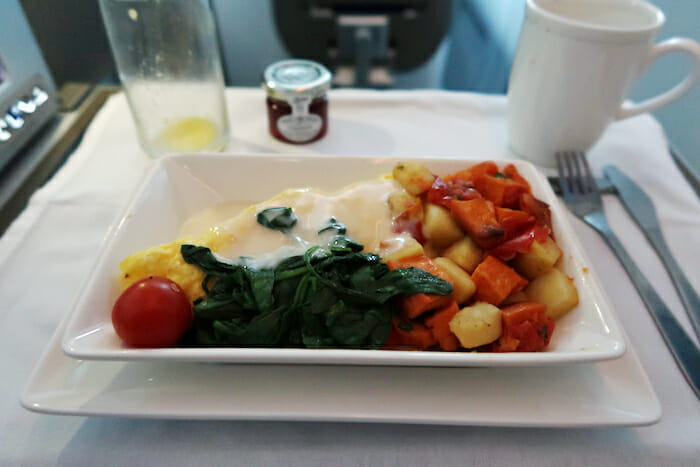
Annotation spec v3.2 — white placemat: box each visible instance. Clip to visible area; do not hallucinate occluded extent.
[1,88,698,466]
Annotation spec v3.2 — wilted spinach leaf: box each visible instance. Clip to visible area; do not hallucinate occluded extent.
[256,207,297,231]
[179,237,452,349]
[318,217,347,235]
[328,235,363,253]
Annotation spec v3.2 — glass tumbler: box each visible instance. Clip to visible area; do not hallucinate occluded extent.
[99,0,229,157]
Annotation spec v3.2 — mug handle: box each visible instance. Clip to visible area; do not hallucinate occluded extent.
[616,37,700,120]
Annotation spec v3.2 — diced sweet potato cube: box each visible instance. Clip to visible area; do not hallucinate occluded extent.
[392,318,438,350]
[450,199,504,249]
[397,293,453,319]
[471,256,528,306]
[425,300,461,351]
[474,174,529,208]
[495,207,535,239]
[444,161,498,184]
[503,164,531,192]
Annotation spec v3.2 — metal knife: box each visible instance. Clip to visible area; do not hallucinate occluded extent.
[603,165,700,340]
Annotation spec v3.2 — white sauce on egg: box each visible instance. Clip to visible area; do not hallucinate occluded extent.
[179,177,413,268]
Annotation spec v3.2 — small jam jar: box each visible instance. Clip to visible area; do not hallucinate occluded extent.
[263,60,331,144]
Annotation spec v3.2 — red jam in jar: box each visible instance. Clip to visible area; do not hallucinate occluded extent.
[263,60,331,144]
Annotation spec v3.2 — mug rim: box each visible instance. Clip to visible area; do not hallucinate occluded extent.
[527,0,665,39]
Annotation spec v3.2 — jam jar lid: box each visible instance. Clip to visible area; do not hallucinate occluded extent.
[263,60,332,101]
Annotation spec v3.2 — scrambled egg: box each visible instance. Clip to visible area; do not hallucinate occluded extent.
[118,195,288,302]
[119,228,231,302]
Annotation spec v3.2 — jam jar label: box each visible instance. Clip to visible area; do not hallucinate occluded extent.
[277,95,322,142]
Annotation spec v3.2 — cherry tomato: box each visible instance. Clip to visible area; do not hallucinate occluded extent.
[112,276,193,348]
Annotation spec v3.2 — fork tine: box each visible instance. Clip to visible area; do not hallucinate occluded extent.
[576,151,597,194]
[564,151,583,194]
[555,152,572,198]
[563,151,580,194]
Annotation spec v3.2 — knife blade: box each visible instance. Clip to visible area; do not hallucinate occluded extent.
[603,165,700,340]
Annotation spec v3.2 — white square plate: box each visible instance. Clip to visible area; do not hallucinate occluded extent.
[24,309,659,426]
[62,154,626,366]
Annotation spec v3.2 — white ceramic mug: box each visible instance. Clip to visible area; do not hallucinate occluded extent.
[507,0,700,166]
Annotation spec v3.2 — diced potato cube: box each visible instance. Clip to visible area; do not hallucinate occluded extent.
[392,161,436,196]
[512,236,562,279]
[422,203,463,248]
[524,267,579,320]
[433,257,476,304]
[422,242,441,259]
[449,302,502,348]
[382,238,425,262]
[387,190,423,220]
[443,236,483,273]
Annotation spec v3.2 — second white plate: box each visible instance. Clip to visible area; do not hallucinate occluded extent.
[61,154,626,366]
[26,309,658,426]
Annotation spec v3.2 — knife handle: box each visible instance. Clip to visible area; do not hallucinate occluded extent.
[646,228,700,340]
[587,217,700,398]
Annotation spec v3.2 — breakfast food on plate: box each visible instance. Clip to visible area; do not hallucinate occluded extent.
[112,161,578,352]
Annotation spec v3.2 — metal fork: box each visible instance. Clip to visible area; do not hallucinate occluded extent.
[555,151,700,398]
